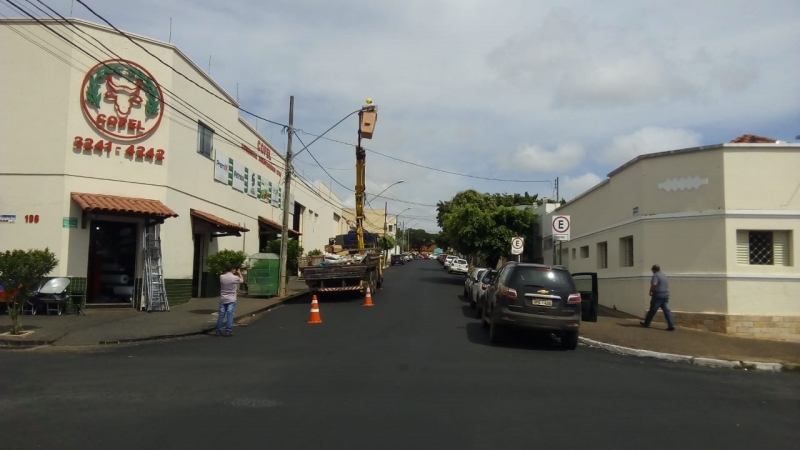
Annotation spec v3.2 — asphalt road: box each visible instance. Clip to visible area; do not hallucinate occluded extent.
[1,260,798,449]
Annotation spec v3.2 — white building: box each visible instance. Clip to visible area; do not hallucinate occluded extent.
[542,136,800,342]
[0,18,350,307]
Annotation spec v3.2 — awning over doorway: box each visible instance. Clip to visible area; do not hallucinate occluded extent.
[190,209,249,238]
[71,192,178,227]
[258,216,301,237]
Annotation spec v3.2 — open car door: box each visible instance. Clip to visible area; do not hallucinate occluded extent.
[571,272,598,322]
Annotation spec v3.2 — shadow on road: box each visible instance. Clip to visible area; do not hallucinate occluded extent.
[460,305,479,319]
[464,322,565,351]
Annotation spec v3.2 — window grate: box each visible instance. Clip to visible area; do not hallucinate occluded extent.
[620,236,634,267]
[597,242,608,269]
[748,231,773,265]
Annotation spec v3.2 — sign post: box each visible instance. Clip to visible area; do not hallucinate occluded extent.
[511,237,524,262]
[551,215,570,265]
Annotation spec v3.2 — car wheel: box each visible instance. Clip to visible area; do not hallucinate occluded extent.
[562,331,579,350]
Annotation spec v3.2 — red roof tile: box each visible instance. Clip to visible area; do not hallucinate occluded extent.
[190,209,249,233]
[729,134,778,143]
[258,216,302,236]
[71,192,178,218]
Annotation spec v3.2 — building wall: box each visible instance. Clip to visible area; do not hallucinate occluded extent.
[544,144,800,341]
[0,19,348,304]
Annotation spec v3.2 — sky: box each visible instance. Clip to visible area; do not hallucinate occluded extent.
[4,0,799,232]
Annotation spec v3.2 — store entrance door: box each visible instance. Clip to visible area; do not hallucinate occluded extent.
[87,220,138,305]
[192,233,206,297]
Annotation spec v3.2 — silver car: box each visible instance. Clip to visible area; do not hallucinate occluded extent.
[464,268,488,309]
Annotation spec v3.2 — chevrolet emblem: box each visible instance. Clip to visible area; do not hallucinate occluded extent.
[537,289,549,294]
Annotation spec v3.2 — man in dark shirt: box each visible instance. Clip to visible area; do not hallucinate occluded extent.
[640,264,675,331]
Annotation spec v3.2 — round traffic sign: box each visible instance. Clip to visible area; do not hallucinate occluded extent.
[553,216,570,233]
[511,237,524,249]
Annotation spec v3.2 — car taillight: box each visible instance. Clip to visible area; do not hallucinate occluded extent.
[500,286,517,298]
[567,293,581,303]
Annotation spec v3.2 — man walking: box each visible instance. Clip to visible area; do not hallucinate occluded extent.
[216,263,243,337]
[640,264,676,331]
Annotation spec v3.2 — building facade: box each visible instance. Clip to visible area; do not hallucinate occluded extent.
[542,140,800,341]
[0,18,350,307]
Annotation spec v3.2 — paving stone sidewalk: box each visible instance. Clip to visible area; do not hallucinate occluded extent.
[0,277,309,347]
[582,308,800,366]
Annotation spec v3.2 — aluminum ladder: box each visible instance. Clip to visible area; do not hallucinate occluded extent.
[143,225,169,311]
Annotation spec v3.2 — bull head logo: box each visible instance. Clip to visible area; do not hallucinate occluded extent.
[104,74,144,116]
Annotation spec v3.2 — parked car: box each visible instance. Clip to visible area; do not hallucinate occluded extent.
[391,254,405,266]
[464,267,488,305]
[473,269,497,314]
[481,262,598,349]
[443,255,457,269]
[437,254,447,265]
[449,258,469,275]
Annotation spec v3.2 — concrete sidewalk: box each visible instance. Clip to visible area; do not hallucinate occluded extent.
[581,307,800,366]
[0,277,309,347]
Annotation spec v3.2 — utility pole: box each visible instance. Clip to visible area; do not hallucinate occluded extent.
[383,202,388,260]
[278,96,294,297]
[555,177,559,203]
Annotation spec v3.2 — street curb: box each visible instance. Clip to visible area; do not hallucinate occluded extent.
[579,337,795,373]
[0,291,309,349]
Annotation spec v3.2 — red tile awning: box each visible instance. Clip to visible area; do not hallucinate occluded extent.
[258,216,301,237]
[71,192,178,219]
[190,209,249,235]
[729,134,778,143]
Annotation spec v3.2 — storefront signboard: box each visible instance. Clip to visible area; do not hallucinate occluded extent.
[62,217,78,228]
[232,161,247,192]
[248,171,258,198]
[214,151,232,185]
[0,214,16,224]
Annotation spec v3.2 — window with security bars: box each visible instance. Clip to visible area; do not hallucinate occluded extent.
[197,122,214,158]
[597,242,608,269]
[619,236,634,267]
[736,230,791,266]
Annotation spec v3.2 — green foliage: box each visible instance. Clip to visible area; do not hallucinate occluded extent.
[263,239,304,274]
[378,234,396,251]
[0,248,58,335]
[207,250,247,276]
[307,249,323,256]
[438,190,537,268]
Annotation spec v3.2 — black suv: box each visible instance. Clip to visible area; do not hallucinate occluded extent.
[390,254,405,266]
[481,263,598,349]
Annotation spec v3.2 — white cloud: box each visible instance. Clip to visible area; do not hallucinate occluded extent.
[510,142,585,173]
[600,127,703,167]
[561,172,604,200]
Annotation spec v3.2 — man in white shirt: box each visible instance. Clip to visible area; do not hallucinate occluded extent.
[216,263,243,337]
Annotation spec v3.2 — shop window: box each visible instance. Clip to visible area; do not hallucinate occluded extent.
[737,230,791,266]
[197,122,214,158]
[580,246,589,259]
[619,236,634,267]
[597,242,608,269]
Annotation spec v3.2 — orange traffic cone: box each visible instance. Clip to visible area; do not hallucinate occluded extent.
[362,286,374,307]
[308,295,322,323]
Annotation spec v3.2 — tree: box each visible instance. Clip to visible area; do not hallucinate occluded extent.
[207,250,248,275]
[438,190,536,268]
[407,228,435,251]
[264,238,304,274]
[0,248,59,335]
[378,234,396,251]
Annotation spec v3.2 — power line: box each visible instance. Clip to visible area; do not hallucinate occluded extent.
[25,0,293,174]
[296,130,554,184]
[74,0,290,130]
[292,132,437,208]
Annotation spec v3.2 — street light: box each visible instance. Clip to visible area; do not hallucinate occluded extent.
[370,180,404,204]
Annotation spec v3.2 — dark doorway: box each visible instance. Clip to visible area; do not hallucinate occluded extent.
[192,233,204,297]
[87,220,137,304]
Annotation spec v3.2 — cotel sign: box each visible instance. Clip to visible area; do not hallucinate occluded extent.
[80,59,164,140]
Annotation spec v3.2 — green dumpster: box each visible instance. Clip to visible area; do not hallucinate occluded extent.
[247,253,280,297]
